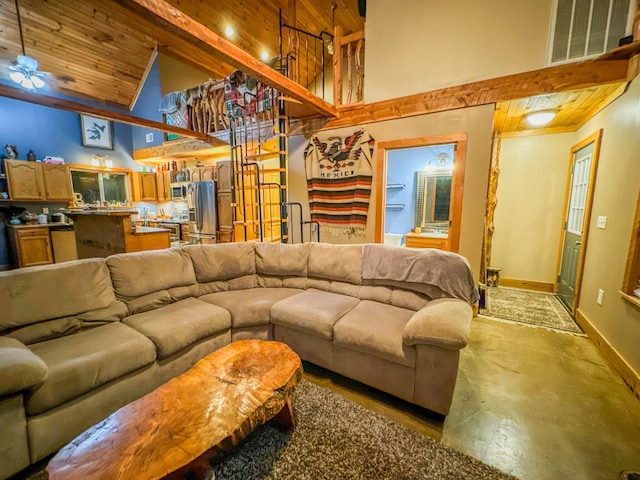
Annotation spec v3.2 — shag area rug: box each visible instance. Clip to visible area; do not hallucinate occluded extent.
[26,380,516,480]
[213,380,516,480]
[481,286,583,334]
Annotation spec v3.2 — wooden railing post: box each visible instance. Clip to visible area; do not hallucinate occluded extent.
[333,25,343,106]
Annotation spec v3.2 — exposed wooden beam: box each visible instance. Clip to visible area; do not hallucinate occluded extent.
[117,0,337,119]
[0,83,225,145]
[133,138,229,161]
[129,45,158,111]
[293,58,630,133]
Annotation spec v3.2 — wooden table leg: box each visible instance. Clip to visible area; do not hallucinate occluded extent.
[271,397,295,429]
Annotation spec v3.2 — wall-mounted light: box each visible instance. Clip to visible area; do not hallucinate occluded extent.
[91,154,112,167]
[526,110,556,127]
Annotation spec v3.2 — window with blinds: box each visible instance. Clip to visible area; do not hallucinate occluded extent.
[549,0,633,64]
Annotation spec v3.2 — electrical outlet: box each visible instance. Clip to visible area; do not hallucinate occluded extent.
[145,133,154,143]
[597,289,604,305]
[597,216,607,229]
[42,207,49,214]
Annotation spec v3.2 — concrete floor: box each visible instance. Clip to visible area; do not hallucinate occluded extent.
[303,316,640,480]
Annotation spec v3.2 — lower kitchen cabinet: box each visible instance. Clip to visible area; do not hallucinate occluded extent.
[7,226,53,268]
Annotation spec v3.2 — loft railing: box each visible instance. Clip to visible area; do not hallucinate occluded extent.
[333,26,365,107]
[279,10,332,101]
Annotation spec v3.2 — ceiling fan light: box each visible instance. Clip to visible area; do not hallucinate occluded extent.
[31,75,45,89]
[21,77,34,90]
[9,70,25,83]
[526,110,556,126]
[17,54,38,71]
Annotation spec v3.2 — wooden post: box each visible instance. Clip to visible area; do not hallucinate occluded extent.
[482,133,502,283]
[333,25,343,106]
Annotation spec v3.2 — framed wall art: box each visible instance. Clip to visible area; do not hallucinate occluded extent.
[80,114,113,150]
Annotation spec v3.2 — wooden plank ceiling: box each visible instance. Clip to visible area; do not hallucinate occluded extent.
[494,82,628,137]
[0,0,363,109]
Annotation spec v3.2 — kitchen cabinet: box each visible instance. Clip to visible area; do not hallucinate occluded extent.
[132,172,158,202]
[5,160,72,201]
[7,226,54,268]
[156,171,172,202]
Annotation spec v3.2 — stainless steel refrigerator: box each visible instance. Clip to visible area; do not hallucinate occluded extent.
[187,180,217,244]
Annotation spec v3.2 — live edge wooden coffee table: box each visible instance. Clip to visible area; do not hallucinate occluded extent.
[47,340,303,480]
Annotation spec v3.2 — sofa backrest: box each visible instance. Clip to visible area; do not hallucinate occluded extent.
[184,243,257,294]
[255,242,309,289]
[0,258,120,334]
[106,248,198,313]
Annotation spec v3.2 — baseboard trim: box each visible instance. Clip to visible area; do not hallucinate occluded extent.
[499,278,555,293]
[575,308,640,401]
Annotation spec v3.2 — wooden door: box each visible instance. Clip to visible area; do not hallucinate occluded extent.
[5,160,44,200]
[42,164,72,201]
[16,228,53,267]
[556,130,602,314]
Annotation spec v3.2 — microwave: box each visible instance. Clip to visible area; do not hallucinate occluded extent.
[170,182,189,201]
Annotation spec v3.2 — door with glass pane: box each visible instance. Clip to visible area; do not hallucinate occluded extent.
[557,131,601,314]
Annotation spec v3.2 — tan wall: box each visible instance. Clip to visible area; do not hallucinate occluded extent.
[288,104,495,279]
[158,53,212,96]
[364,0,553,102]
[575,74,640,374]
[491,133,574,284]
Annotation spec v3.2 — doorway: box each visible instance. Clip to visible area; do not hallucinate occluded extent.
[375,133,467,251]
[556,130,602,314]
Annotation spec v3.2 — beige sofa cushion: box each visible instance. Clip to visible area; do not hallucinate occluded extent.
[271,289,359,340]
[122,298,231,359]
[185,243,256,282]
[27,323,156,415]
[5,302,130,346]
[0,338,48,396]
[403,298,472,349]
[333,300,416,367]
[107,248,196,300]
[255,243,310,276]
[0,259,117,331]
[200,288,302,328]
[307,243,363,284]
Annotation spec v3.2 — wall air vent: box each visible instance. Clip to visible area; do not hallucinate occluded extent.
[549,0,633,64]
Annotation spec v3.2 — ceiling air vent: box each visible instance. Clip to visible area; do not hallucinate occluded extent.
[549,0,633,64]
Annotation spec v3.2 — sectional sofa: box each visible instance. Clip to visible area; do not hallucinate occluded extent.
[0,241,478,479]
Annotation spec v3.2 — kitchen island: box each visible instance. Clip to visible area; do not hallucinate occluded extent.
[64,209,170,258]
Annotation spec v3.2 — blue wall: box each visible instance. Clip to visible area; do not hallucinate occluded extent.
[384,144,455,234]
[131,57,164,151]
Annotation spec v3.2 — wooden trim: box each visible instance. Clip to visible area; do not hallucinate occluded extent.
[622,190,640,294]
[620,291,640,310]
[0,83,221,145]
[133,139,229,161]
[293,58,629,134]
[375,133,467,252]
[119,0,336,119]
[67,164,133,174]
[554,130,603,315]
[575,308,640,400]
[341,31,365,44]
[499,278,555,293]
[129,45,158,111]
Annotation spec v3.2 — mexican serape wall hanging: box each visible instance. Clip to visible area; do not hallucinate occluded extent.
[304,129,375,237]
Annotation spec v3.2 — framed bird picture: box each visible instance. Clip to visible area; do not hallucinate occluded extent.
[80,115,113,150]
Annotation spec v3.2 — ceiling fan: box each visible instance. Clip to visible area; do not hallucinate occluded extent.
[8,0,47,90]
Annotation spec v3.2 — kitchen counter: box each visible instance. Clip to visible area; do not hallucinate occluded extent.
[8,222,69,229]
[133,226,170,234]
[64,209,137,216]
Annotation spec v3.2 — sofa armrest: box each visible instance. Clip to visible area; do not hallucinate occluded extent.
[403,298,472,349]
[0,337,48,396]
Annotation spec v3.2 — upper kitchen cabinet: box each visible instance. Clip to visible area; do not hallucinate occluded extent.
[5,160,72,202]
[132,172,158,202]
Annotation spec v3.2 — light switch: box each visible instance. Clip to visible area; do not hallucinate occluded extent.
[145,133,154,143]
[597,216,607,229]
